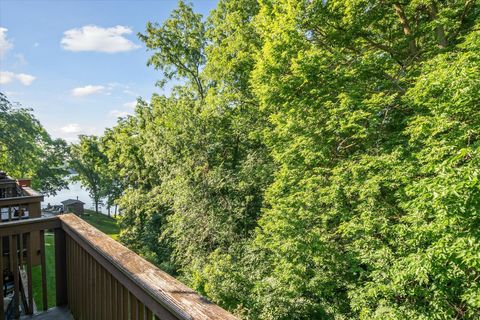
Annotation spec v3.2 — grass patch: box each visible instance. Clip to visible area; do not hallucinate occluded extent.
[32,233,56,309]
[81,209,120,240]
[31,212,120,310]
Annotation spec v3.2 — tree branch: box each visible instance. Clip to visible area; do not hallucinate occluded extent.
[393,3,418,56]
[428,2,448,48]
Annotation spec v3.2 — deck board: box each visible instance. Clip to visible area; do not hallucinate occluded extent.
[20,306,73,320]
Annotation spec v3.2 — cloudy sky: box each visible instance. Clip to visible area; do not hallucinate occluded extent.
[0,0,217,142]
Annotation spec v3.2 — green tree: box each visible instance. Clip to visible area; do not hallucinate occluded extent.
[69,135,109,214]
[76,1,480,319]
[138,0,206,98]
[102,0,274,284]
[231,1,480,319]
[0,92,69,194]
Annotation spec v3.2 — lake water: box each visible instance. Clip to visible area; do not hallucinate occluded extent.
[43,178,108,214]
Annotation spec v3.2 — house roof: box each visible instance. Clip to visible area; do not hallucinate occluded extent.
[61,199,85,205]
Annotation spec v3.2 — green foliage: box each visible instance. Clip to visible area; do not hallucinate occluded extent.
[0,92,69,194]
[69,135,110,213]
[138,0,206,96]
[87,0,480,319]
[236,1,479,319]
[32,233,56,310]
[102,0,273,281]
[82,209,120,240]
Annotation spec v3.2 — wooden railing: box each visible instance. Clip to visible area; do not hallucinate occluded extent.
[0,217,58,319]
[0,192,44,272]
[0,185,43,222]
[0,214,237,320]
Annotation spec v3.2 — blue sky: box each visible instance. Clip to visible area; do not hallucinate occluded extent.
[0,0,218,142]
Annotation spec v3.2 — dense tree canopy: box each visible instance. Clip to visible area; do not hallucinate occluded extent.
[69,135,115,214]
[75,1,480,319]
[0,92,69,194]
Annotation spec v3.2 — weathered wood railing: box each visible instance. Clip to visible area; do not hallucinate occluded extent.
[0,217,57,319]
[0,187,43,222]
[0,214,237,320]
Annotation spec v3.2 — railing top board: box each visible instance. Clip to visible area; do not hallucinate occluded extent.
[0,194,44,207]
[58,214,238,320]
[0,216,61,236]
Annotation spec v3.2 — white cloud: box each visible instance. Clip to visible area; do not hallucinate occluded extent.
[109,109,131,118]
[71,85,105,97]
[61,25,140,53]
[0,28,13,58]
[0,71,14,84]
[123,101,137,109]
[60,123,81,134]
[0,71,36,86]
[16,73,35,85]
[50,123,103,143]
[34,42,39,47]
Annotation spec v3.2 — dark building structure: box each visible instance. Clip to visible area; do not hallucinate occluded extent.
[61,199,85,215]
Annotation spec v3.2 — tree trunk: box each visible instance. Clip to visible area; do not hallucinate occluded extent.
[114,204,118,218]
[107,205,111,217]
[95,199,99,214]
[428,3,448,48]
[393,3,418,56]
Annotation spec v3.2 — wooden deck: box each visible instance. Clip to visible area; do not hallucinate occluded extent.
[2,174,236,319]
[20,307,73,319]
[0,214,237,320]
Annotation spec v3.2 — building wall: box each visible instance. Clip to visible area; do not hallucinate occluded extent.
[67,203,84,215]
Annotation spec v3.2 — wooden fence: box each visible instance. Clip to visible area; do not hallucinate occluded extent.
[0,214,237,320]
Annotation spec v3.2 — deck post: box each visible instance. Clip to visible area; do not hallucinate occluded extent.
[55,228,68,306]
[39,230,48,311]
[0,237,3,320]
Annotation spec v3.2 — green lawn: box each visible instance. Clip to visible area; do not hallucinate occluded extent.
[80,209,121,240]
[31,211,120,309]
[32,233,56,309]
